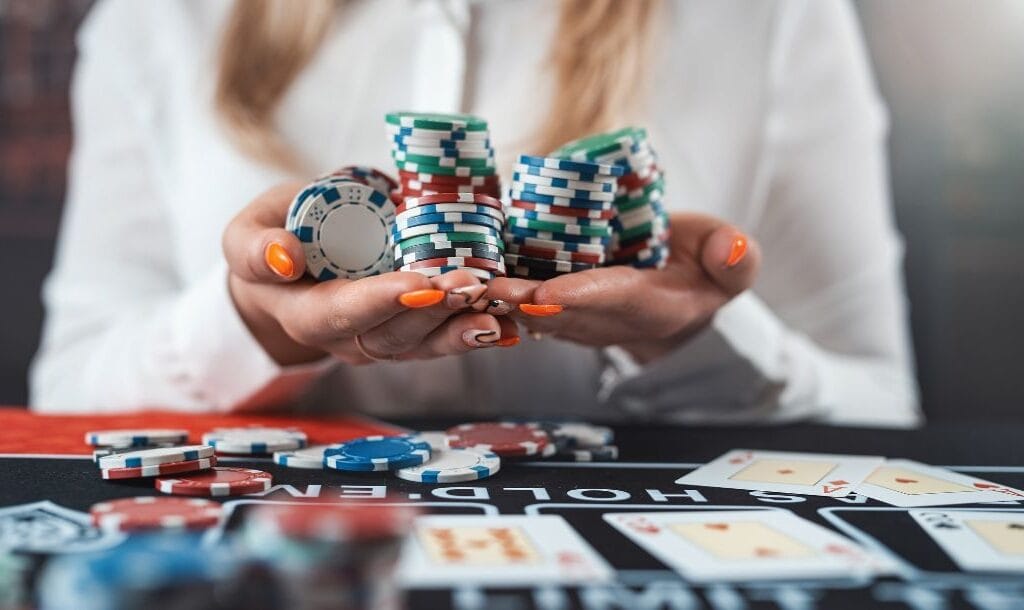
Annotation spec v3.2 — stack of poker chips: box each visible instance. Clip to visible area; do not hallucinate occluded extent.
[387,112,506,280]
[503,155,625,279]
[551,126,670,268]
[285,166,398,281]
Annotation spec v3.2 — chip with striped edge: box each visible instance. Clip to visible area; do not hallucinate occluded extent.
[155,467,273,497]
[101,456,217,480]
[323,435,431,472]
[90,497,223,533]
[84,429,189,448]
[395,447,501,483]
[445,422,551,457]
[97,445,214,470]
[201,427,308,455]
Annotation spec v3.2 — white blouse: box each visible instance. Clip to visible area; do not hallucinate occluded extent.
[30,0,921,427]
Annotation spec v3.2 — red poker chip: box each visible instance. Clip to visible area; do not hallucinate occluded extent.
[445,422,551,457]
[247,502,419,542]
[617,165,662,191]
[398,170,500,186]
[506,244,605,265]
[155,467,273,497]
[101,455,218,480]
[400,257,507,275]
[90,496,222,532]
[509,200,618,220]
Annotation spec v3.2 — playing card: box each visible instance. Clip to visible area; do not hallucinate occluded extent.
[856,459,1024,507]
[396,515,614,586]
[604,510,885,581]
[675,449,884,498]
[911,510,1024,572]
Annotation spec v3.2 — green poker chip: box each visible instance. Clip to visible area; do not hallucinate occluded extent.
[391,150,495,169]
[385,112,488,132]
[393,159,497,177]
[505,216,613,237]
[552,126,648,161]
[396,232,505,250]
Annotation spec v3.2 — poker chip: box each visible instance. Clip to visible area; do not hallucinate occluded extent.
[90,496,223,533]
[506,216,613,237]
[416,430,449,450]
[510,200,618,219]
[510,189,616,210]
[504,253,597,274]
[201,427,308,455]
[155,467,273,497]
[245,502,418,544]
[97,445,214,470]
[506,242,605,265]
[517,154,625,178]
[273,444,334,469]
[395,211,504,233]
[93,444,176,465]
[101,456,217,480]
[396,447,501,483]
[395,202,505,219]
[396,232,504,250]
[393,160,497,177]
[503,234,607,255]
[292,180,395,281]
[399,256,506,275]
[385,111,488,132]
[394,242,503,263]
[554,445,620,462]
[445,422,551,457]
[392,134,492,150]
[84,429,189,448]
[401,265,495,280]
[506,206,613,226]
[544,422,615,448]
[323,434,432,472]
[393,222,502,240]
[515,182,616,202]
[512,163,620,184]
[392,150,495,169]
[397,170,498,186]
[505,225,609,245]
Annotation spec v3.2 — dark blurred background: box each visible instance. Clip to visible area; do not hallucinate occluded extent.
[1,1,1022,421]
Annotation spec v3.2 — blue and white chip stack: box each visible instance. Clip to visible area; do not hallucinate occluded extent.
[285,166,398,281]
[504,155,625,279]
[551,127,670,269]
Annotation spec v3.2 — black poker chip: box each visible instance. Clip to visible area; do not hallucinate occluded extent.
[395,242,504,265]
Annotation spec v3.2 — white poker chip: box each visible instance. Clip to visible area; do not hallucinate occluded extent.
[415,431,450,451]
[548,423,614,448]
[273,444,333,469]
[84,429,189,448]
[293,181,395,281]
[395,447,501,483]
[202,427,308,455]
[97,445,214,470]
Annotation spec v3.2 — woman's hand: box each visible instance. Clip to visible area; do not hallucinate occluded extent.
[484,212,760,362]
[222,183,519,366]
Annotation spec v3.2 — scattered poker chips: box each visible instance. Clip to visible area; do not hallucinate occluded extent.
[273,444,334,469]
[387,113,505,280]
[93,443,177,464]
[101,456,217,480]
[503,155,623,278]
[286,166,397,281]
[201,427,307,455]
[551,127,670,268]
[155,467,274,497]
[90,497,223,533]
[97,445,214,470]
[445,422,551,457]
[323,434,432,472]
[396,447,501,483]
[84,429,189,448]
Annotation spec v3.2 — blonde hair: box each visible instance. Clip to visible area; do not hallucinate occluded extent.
[215,0,663,171]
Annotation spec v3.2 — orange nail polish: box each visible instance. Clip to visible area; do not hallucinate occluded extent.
[265,242,294,278]
[399,289,445,308]
[519,304,563,317]
[726,235,748,267]
[497,336,521,347]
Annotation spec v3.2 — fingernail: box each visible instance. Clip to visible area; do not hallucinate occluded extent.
[447,285,487,309]
[519,304,563,317]
[497,336,520,347]
[726,235,748,267]
[484,299,514,315]
[399,289,445,308]
[462,329,499,347]
[265,242,294,278]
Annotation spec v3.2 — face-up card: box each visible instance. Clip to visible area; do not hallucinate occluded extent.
[604,510,886,581]
[675,450,884,497]
[911,510,1024,572]
[397,515,614,586]
[856,460,1024,507]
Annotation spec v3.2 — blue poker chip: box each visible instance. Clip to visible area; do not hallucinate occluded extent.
[394,212,504,232]
[512,172,615,193]
[392,222,504,241]
[505,225,611,245]
[323,435,432,472]
[509,189,615,210]
[396,203,505,221]
[391,134,490,150]
[515,182,616,202]
[512,163,619,184]
[505,207,611,227]
[518,154,625,177]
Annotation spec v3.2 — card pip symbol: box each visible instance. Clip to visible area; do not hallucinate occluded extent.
[895,478,918,484]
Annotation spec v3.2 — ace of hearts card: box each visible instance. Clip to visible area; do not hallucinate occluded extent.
[856,459,1024,507]
[675,449,883,498]
[396,515,614,586]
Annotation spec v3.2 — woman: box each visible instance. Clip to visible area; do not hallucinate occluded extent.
[30,0,920,426]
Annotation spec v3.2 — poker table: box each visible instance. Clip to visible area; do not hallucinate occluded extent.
[1,407,1022,610]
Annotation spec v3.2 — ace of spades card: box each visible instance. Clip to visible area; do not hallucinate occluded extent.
[396,515,613,586]
[675,449,883,497]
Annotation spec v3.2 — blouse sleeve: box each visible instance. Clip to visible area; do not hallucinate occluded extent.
[599,0,921,427]
[29,1,325,413]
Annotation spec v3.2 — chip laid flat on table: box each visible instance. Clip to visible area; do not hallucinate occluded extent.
[273,445,334,469]
[155,467,273,497]
[445,422,550,457]
[396,447,501,483]
[101,456,217,480]
[323,435,431,472]
[90,496,223,533]
[97,445,214,470]
[84,429,189,448]
[201,427,307,454]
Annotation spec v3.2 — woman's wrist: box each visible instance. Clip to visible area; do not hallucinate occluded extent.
[227,272,327,366]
